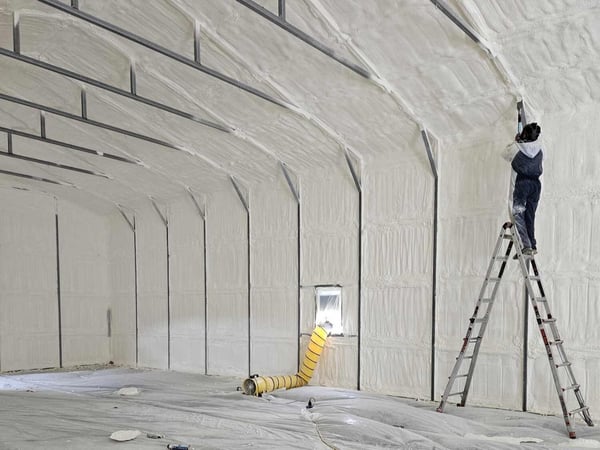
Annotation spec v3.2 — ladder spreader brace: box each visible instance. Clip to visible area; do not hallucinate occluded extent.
[437,222,593,439]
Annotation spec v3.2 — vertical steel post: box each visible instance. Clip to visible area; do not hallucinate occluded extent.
[421,128,438,401]
[230,177,251,376]
[55,211,63,368]
[194,20,201,64]
[12,12,20,54]
[40,111,46,139]
[133,216,139,366]
[81,89,87,119]
[517,99,529,411]
[280,162,301,371]
[344,150,362,390]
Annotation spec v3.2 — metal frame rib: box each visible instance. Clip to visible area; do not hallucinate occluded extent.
[36,0,289,109]
[235,0,370,79]
[0,49,229,132]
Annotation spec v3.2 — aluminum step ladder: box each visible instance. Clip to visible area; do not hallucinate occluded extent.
[437,222,593,438]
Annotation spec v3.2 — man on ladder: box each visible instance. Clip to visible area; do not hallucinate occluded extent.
[502,121,543,256]
[436,103,593,439]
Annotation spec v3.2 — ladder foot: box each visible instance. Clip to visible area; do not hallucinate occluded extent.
[569,431,576,439]
[436,407,444,413]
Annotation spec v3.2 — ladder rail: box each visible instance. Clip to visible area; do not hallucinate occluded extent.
[437,222,593,437]
[459,239,513,406]
[437,224,513,412]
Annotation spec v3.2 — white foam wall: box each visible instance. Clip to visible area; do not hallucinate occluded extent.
[250,178,297,375]
[0,188,59,371]
[206,188,248,376]
[168,195,205,373]
[300,164,359,389]
[437,104,600,414]
[0,188,111,371]
[362,151,434,398]
[57,201,110,366]
[135,201,168,369]
[108,212,135,365]
[524,105,600,415]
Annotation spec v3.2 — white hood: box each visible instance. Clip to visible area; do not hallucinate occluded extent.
[516,141,543,158]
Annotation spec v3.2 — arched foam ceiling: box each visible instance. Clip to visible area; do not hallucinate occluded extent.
[1,0,598,211]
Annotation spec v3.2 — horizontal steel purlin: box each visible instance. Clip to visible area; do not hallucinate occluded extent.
[0,92,185,157]
[36,0,289,109]
[0,168,72,186]
[0,151,110,178]
[0,49,230,132]
[236,0,370,79]
[0,124,137,164]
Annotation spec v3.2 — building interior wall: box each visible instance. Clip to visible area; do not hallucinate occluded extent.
[2,106,599,417]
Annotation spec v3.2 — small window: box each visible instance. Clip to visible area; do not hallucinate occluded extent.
[315,286,343,336]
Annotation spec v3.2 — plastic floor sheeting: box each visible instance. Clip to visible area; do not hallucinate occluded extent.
[0,367,599,449]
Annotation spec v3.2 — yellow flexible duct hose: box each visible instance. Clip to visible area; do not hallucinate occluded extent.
[242,326,328,396]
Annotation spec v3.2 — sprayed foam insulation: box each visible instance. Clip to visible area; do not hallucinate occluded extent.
[107,211,136,365]
[1,0,600,419]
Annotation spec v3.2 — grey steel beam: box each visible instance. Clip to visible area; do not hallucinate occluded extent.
[430,0,480,44]
[0,93,188,158]
[0,49,230,131]
[81,89,87,119]
[421,127,438,402]
[7,132,13,153]
[40,111,46,138]
[278,0,286,19]
[0,125,138,164]
[230,176,251,377]
[13,12,20,54]
[344,149,363,390]
[187,187,208,375]
[517,99,528,412]
[0,168,71,186]
[129,63,137,95]
[236,0,370,79]
[0,151,110,178]
[55,212,63,368]
[117,205,134,231]
[344,149,361,192]
[37,0,289,108]
[194,20,201,64]
[149,197,171,369]
[279,162,300,371]
[280,161,299,203]
[133,216,139,366]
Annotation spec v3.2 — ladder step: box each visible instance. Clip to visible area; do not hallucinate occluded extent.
[542,318,557,324]
[472,318,486,323]
[533,296,547,302]
[487,277,501,282]
[458,355,473,360]
[569,406,589,415]
[493,256,509,261]
[455,374,469,378]
[563,384,580,391]
[447,391,464,397]
[528,276,541,281]
[556,362,572,368]
[549,340,564,345]
[480,298,493,303]
[468,337,481,343]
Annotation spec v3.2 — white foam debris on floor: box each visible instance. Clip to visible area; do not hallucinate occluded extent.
[116,386,141,396]
[0,367,599,449]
